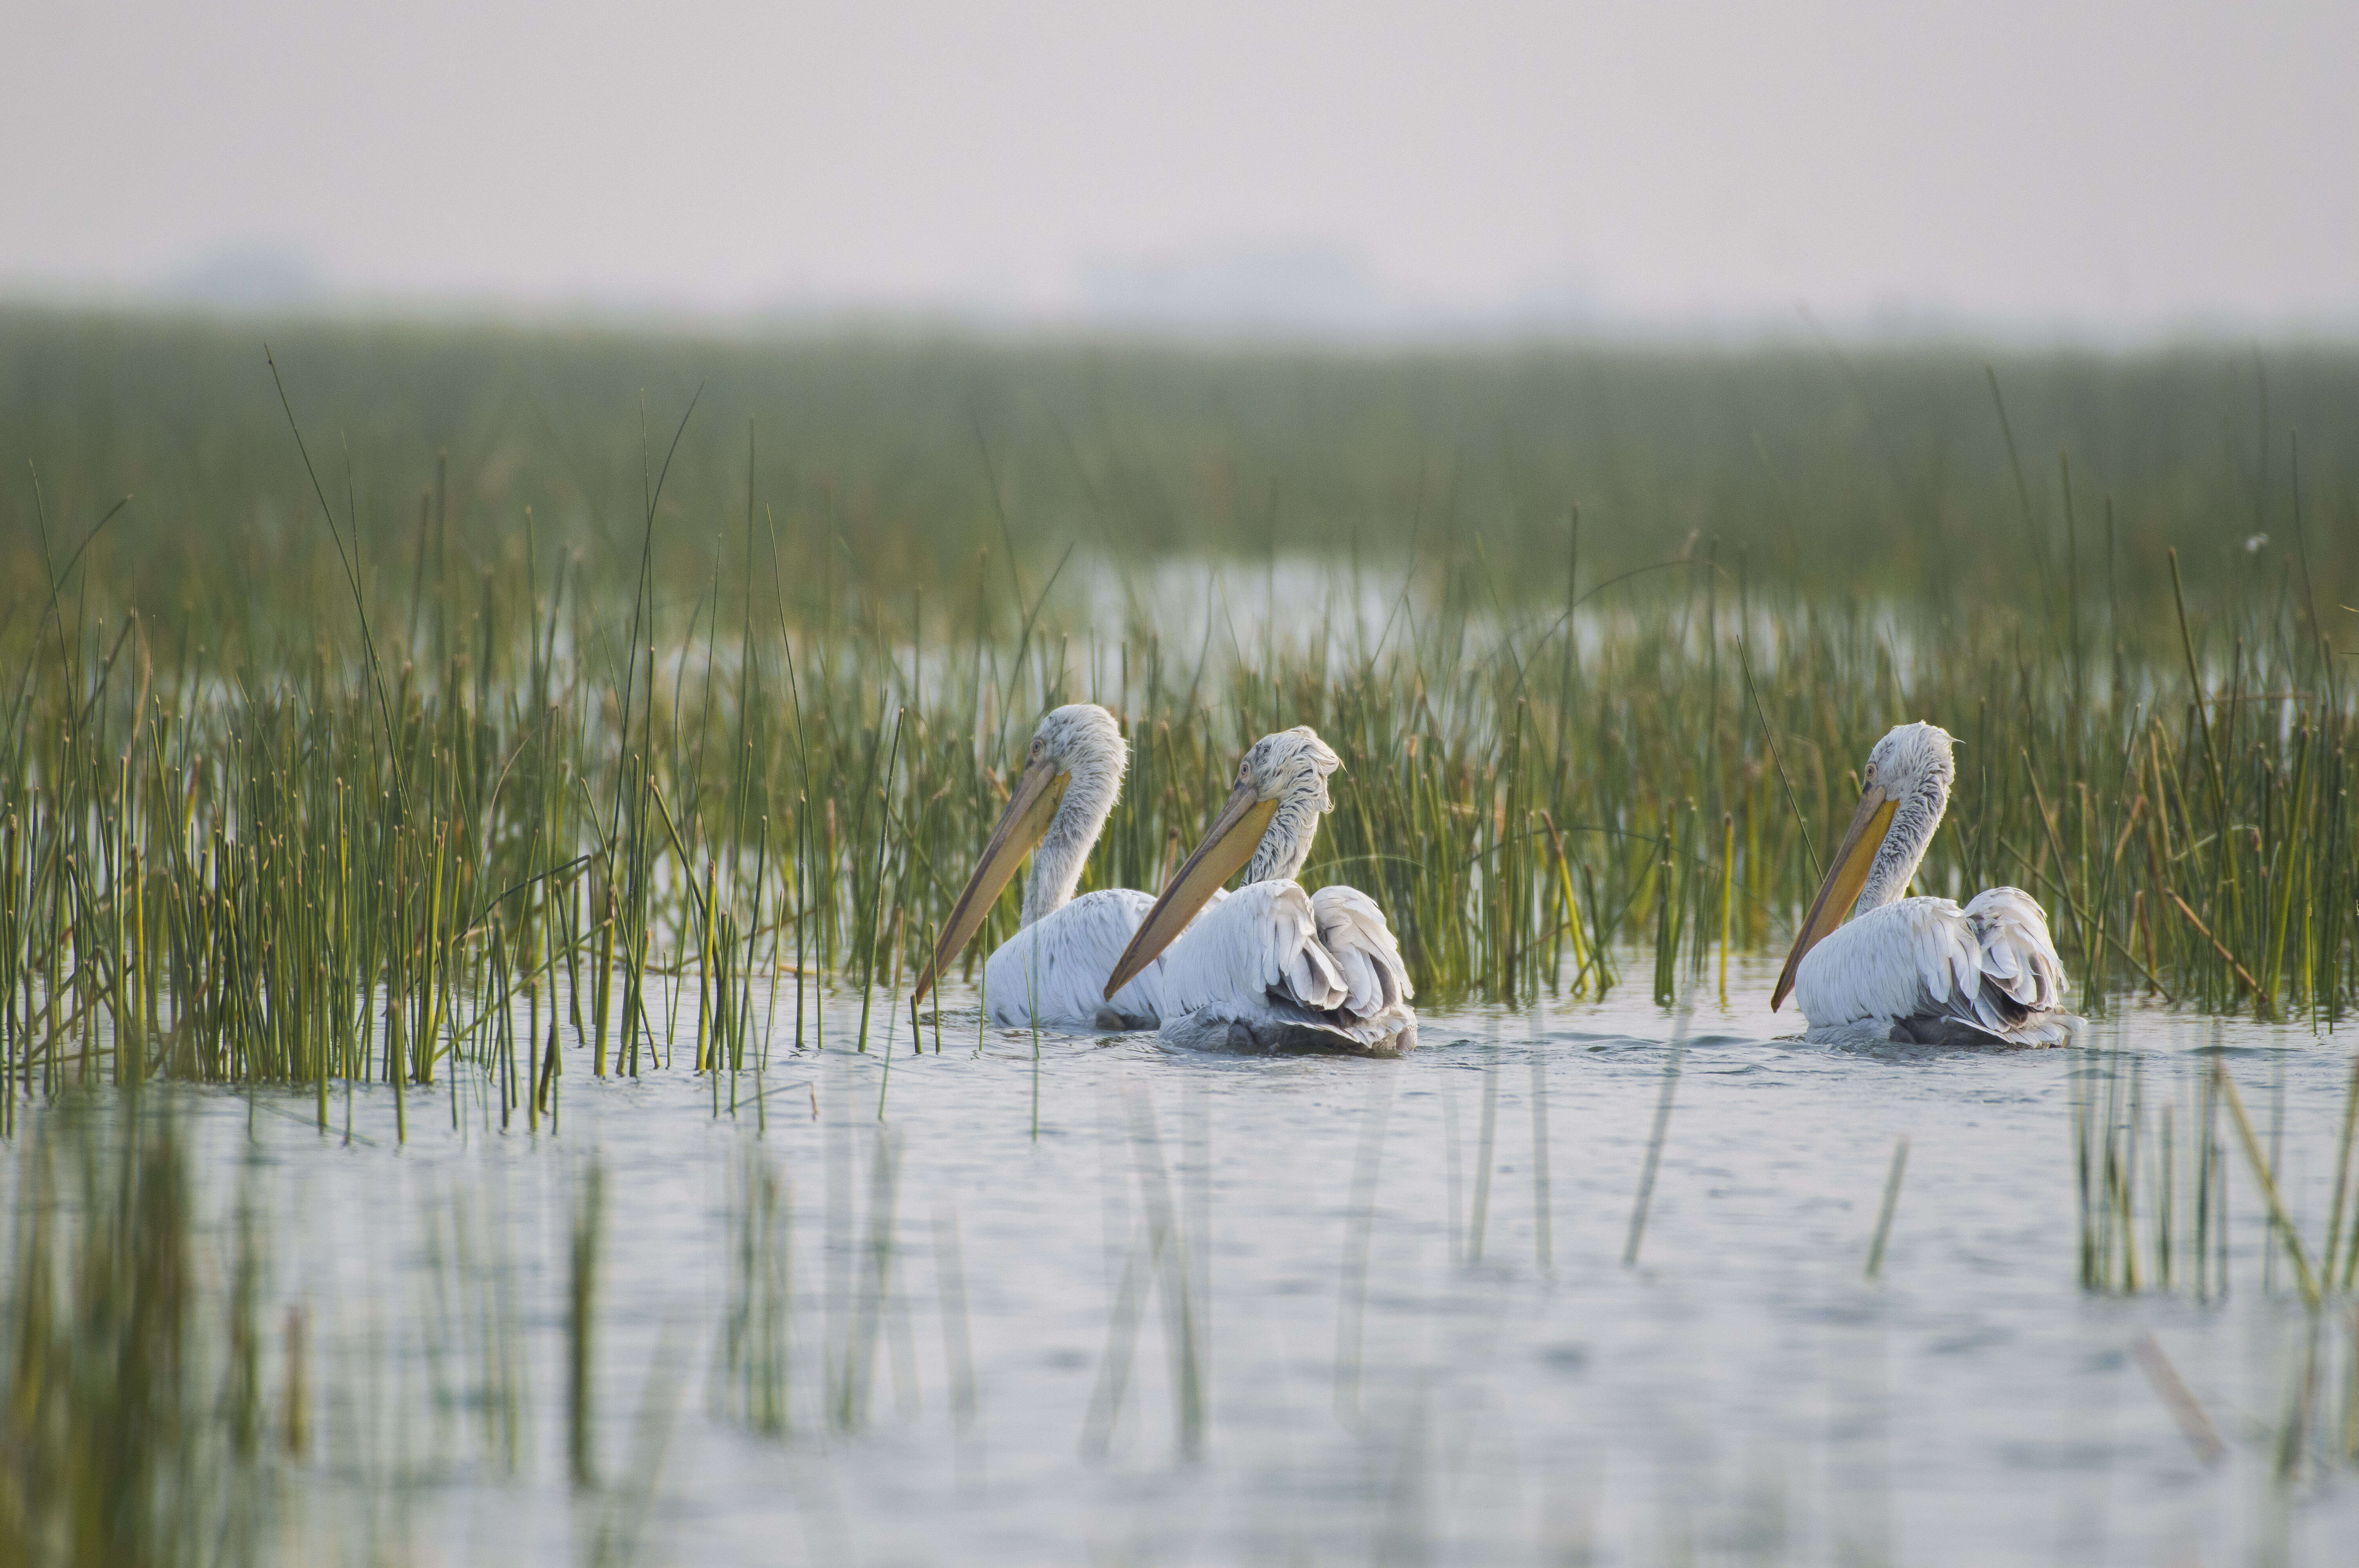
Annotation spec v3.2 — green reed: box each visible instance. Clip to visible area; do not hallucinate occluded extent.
[716,1143,795,1438]
[1,313,2357,1105]
[0,1096,270,1563]
[2071,1045,2359,1308]
[0,1089,710,1566]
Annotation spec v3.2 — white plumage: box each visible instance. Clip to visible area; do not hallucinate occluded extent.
[1310,885,1416,1021]
[1104,729,1418,1054]
[980,886,1212,1030]
[1791,889,2072,1045]
[911,704,1204,1033]
[1150,884,1416,1052]
[1774,723,2079,1047]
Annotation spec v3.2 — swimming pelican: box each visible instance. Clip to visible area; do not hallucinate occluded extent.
[1101,727,1417,1054]
[1771,721,2077,1045]
[907,703,1183,1031]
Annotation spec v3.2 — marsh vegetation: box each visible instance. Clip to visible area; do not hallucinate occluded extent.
[4,309,2359,1564]
[3,310,2358,1101]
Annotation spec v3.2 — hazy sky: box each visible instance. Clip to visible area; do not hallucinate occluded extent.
[10,0,2355,332]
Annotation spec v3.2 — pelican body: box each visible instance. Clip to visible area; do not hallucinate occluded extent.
[909,704,1188,1032]
[1772,722,2078,1046]
[1104,728,1417,1054]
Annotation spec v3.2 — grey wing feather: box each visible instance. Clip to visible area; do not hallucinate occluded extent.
[1793,892,2077,1047]
[1923,887,2075,1045]
[1154,882,1419,1053]
[1267,887,1350,1011]
[1308,884,1415,1016]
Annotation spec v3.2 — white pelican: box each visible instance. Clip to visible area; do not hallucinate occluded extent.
[1772,721,2077,1045]
[908,703,1184,1031]
[1101,727,1417,1054]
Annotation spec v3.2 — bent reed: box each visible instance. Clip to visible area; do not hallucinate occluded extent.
[1,312,2355,1102]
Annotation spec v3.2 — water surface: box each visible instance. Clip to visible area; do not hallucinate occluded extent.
[130,963,2359,1564]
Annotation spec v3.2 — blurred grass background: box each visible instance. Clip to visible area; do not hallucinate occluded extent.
[6,306,2353,630]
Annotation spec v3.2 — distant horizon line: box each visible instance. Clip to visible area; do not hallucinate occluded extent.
[7,280,2357,354]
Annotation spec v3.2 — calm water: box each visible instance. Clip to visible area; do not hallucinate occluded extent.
[128,961,2359,1564]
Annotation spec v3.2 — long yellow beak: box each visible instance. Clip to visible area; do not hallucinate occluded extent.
[1103,782,1277,1000]
[908,758,1069,1022]
[1770,785,1899,1011]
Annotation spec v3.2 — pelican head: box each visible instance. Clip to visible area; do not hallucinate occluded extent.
[1101,726,1340,999]
[909,703,1127,1015]
[1771,721,1957,1011]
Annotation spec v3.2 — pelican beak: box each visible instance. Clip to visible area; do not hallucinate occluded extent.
[1102,781,1277,1000]
[1770,784,1899,1011]
[907,757,1069,1021]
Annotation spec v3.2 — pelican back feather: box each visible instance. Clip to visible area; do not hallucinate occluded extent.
[1152,881,1418,1053]
[1792,890,2076,1047]
[983,887,1192,1030]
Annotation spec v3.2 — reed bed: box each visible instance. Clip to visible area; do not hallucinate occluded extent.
[2071,1045,2359,1488]
[0,1097,277,1563]
[2073,1045,2359,1302]
[1,312,2357,1102]
[0,1091,692,1567]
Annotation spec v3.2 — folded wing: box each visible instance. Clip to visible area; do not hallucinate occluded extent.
[1951,886,2068,1034]
[1156,882,1417,1051]
[1792,890,2073,1045]
[1308,884,1415,1018]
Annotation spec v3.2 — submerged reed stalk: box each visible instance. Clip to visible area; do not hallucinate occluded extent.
[1865,1136,1910,1279]
[1623,1013,1690,1267]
